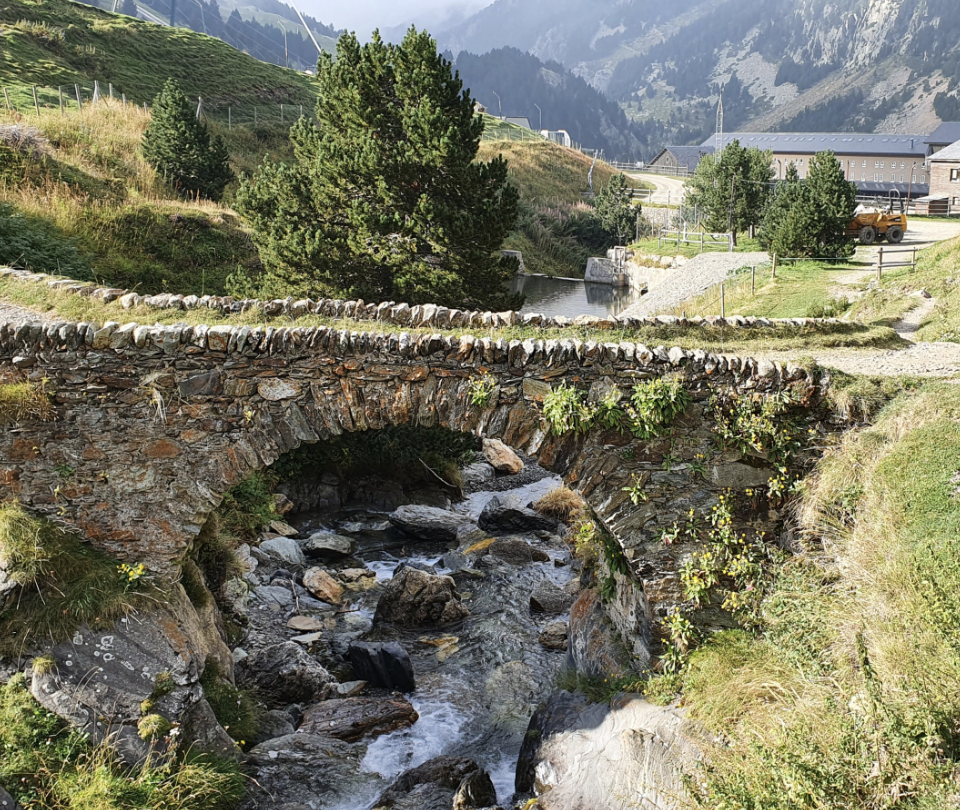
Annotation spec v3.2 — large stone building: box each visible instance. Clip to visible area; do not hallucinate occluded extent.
[648,130,940,197]
[925,139,960,212]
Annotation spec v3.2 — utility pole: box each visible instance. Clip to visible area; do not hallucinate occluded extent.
[289,1,323,55]
[169,0,176,27]
[728,172,737,246]
[283,26,289,69]
[492,91,502,118]
[534,102,542,131]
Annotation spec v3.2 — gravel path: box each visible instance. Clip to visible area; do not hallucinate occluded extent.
[620,252,769,318]
[0,302,51,327]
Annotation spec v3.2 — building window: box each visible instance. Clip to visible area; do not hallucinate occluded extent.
[849,160,855,167]
[901,161,906,168]
[913,175,917,182]
[861,173,866,181]
[951,168,960,182]
[900,175,904,183]
[880,161,885,168]
[862,160,867,168]
[875,160,880,168]
[922,174,926,183]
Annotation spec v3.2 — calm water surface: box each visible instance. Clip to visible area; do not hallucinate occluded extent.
[510,274,642,318]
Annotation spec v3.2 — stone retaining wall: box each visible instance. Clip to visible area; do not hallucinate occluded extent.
[0,266,843,332]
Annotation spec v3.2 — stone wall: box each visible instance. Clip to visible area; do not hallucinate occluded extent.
[0,266,844,333]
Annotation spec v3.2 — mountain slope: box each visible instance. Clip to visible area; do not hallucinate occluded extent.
[440,0,960,147]
[0,0,317,112]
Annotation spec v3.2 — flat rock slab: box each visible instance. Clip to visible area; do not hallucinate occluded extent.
[479,495,559,535]
[488,537,551,565]
[298,696,419,742]
[530,580,576,615]
[388,504,476,542]
[302,530,355,558]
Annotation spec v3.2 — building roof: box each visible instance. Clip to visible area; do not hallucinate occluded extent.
[924,122,960,146]
[503,116,531,129]
[929,139,960,162]
[650,145,715,168]
[702,132,928,157]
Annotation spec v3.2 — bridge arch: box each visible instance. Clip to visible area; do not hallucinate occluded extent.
[0,319,812,573]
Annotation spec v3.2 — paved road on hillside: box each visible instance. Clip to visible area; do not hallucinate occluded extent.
[625,171,687,206]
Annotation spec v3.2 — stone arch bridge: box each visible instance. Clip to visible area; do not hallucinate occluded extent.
[0,318,818,577]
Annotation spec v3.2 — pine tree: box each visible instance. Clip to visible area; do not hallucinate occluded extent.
[142,79,234,202]
[758,152,857,258]
[686,140,773,245]
[594,172,637,245]
[235,29,521,310]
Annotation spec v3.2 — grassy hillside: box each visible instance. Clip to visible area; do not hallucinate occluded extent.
[0,0,316,114]
[671,380,960,809]
[479,139,649,277]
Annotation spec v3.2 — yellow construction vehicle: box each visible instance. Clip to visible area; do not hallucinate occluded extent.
[845,208,907,244]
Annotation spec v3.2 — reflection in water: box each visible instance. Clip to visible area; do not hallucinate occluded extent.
[510,274,642,318]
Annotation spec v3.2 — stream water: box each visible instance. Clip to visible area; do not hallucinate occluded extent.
[287,473,572,809]
[510,273,642,318]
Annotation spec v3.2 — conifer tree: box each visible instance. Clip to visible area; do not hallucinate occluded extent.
[594,172,637,245]
[758,152,857,258]
[235,29,521,310]
[142,79,234,202]
[686,140,773,245]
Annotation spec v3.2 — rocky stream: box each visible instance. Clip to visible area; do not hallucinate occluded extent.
[229,442,601,810]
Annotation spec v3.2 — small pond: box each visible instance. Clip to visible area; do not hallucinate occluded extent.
[510,274,642,319]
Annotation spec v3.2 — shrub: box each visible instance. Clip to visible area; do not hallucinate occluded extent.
[532,486,586,524]
[625,378,690,439]
[200,660,260,747]
[142,79,234,202]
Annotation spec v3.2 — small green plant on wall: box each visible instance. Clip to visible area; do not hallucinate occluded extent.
[542,377,690,438]
[467,372,497,408]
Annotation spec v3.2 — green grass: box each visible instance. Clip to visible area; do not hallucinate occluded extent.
[674,382,960,809]
[849,234,960,340]
[0,0,317,115]
[0,503,152,657]
[0,674,245,810]
[0,272,906,357]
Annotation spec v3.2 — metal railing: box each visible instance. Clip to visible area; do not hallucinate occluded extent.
[657,226,733,253]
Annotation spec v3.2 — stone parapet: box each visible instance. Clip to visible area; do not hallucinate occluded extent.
[0,266,844,333]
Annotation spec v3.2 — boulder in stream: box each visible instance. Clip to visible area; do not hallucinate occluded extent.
[516,691,704,810]
[235,641,337,706]
[482,438,524,474]
[302,567,344,604]
[241,733,377,810]
[479,496,559,534]
[538,621,569,651]
[388,504,476,542]
[530,580,576,615]
[375,755,499,810]
[298,696,418,742]
[349,641,416,692]
[255,536,306,569]
[375,567,469,626]
[487,537,550,565]
[302,530,355,558]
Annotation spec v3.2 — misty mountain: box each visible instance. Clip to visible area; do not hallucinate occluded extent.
[439,0,960,145]
[453,47,669,160]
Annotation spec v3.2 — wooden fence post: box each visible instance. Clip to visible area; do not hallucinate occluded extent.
[228,107,231,130]
[2,87,10,111]
[32,86,40,118]
[877,247,883,282]
[75,84,83,111]
[751,265,756,295]
[721,282,725,318]
[772,253,777,279]
[59,86,64,116]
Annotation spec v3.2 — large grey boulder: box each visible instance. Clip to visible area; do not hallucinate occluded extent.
[375,567,469,626]
[302,530,355,559]
[375,756,498,810]
[348,641,416,692]
[479,496,559,534]
[252,709,296,745]
[28,585,232,764]
[240,734,378,810]
[530,580,576,615]
[487,537,550,565]
[298,696,418,742]
[516,692,705,809]
[256,536,306,568]
[235,641,337,706]
[388,504,475,542]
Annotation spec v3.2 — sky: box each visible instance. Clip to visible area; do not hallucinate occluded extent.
[300,0,494,37]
